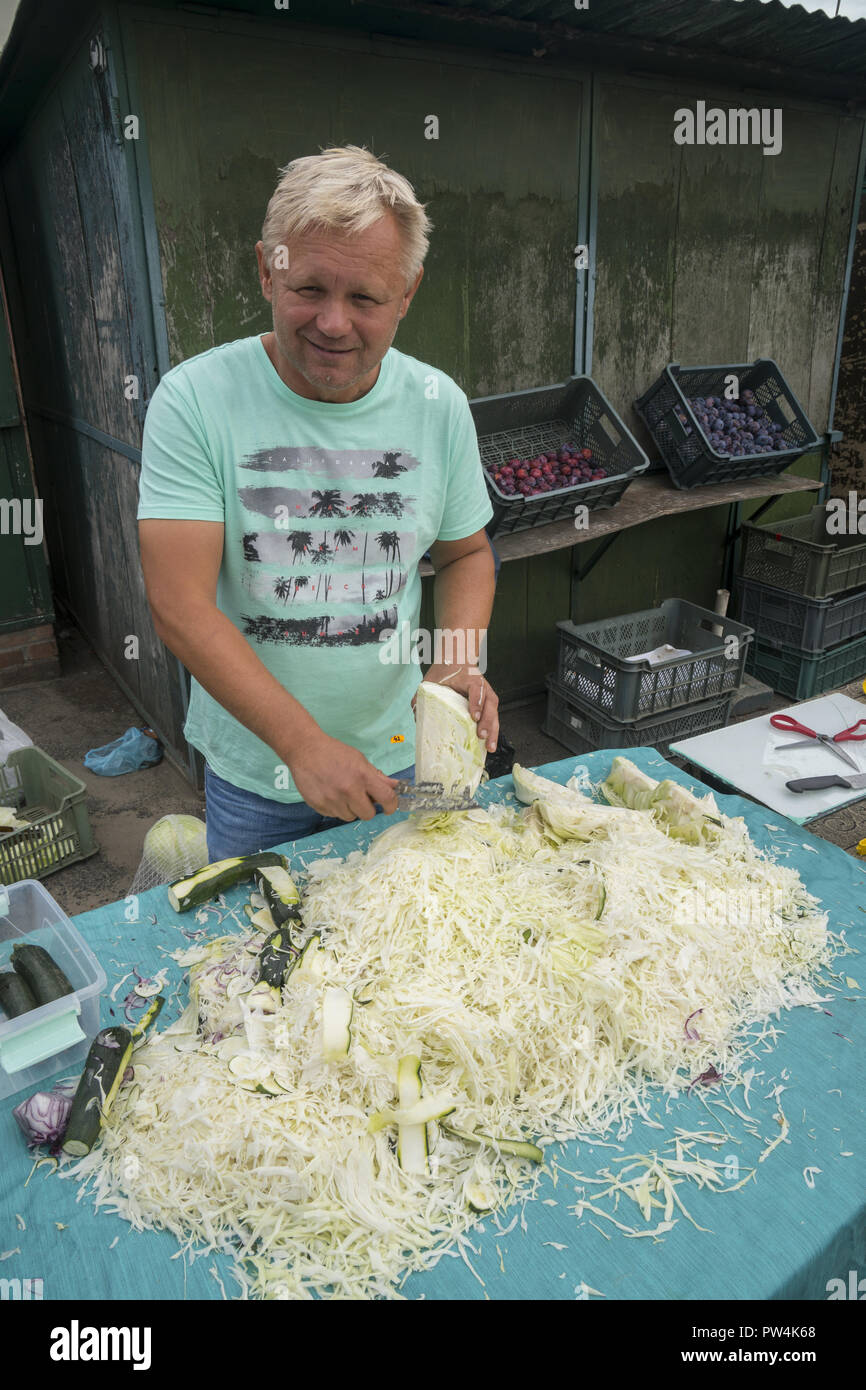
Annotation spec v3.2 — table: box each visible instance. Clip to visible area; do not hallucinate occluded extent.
[670,693,866,826]
[676,679,866,855]
[1,748,864,1301]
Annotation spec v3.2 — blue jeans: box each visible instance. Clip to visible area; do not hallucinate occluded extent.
[204,762,415,860]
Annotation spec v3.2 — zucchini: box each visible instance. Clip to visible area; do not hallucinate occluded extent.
[254,864,302,928]
[11,943,74,1004]
[321,986,353,1062]
[168,851,289,913]
[130,994,164,1041]
[0,969,39,1019]
[62,1025,134,1157]
[441,1121,543,1164]
[595,873,606,920]
[293,934,324,979]
[245,981,281,1013]
[255,928,299,989]
[397,1054,427,1176]
[244,904,277,933]
[465,1179,499,1213]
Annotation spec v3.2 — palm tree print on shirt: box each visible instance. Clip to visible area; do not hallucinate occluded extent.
[376,531,403,597]
[289,530,313,565]
[371,451,407,479]
[310,542,334,600]
[350,496,378,604]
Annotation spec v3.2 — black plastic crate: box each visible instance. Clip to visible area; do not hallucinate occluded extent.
[469,375,649,538]
[746,630,866,701]
[634,359,819,490]
[735,575,866,654]
[555,598,753,722]
[739,504,866,599]
[543,676,733,756]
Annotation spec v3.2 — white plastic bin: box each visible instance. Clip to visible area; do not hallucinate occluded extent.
[0,879,106,1100]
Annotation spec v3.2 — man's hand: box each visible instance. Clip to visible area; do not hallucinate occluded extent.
[422,663,499,753]
[288,730,401,822]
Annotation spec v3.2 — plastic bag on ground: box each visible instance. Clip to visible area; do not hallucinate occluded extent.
[83,727,163,776]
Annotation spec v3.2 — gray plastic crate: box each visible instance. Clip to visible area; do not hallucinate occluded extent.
[739,504,866,599]
[746,630,866,701]
[543,676,733,756]
[556,599,753,722]
[469,375,649,538]
[634,358,818,490]
[735,576,866,654]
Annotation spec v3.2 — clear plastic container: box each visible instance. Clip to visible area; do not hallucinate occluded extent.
[0,879,106,1100]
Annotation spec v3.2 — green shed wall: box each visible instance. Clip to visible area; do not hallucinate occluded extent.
[0,254,53,635]
[0,15,190,764]
[127,5,589,702]
[0,0,861,767]
[127,5,861,704]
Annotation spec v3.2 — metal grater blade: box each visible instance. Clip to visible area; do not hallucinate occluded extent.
[392,779,480,812]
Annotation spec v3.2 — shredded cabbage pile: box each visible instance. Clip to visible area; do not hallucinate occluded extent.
[67,768,833,1300]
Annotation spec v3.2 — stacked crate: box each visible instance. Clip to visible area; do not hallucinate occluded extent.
[545,599,753,755]
[735,505,866,700]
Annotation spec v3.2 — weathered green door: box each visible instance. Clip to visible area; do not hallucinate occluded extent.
[0,292,52,634]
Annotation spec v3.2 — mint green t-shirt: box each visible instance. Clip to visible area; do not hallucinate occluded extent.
[137,336,493,801]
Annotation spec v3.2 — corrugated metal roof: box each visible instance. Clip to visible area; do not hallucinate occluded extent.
[376,0,866,80]
[1,0,865,144]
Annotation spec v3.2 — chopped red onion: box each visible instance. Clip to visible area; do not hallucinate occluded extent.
[689,1064,722,1092]
[13,1091,72,1147]
[51,1078,80,1098]
[684,1008,704,1042]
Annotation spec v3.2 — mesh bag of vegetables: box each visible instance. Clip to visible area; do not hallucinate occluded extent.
[129,814,209,896]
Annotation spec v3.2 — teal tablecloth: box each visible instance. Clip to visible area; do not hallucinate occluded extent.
[2,749,864,1301]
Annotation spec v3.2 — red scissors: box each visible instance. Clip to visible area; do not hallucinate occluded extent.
[770,713,866,772]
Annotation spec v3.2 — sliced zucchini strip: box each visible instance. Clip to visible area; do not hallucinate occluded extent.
[168,851,288,913]
[321,986,353,1062]
[254,864,302,927]
[441,1121,543,1164]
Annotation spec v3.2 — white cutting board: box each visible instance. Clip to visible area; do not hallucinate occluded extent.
[669,692,866,824]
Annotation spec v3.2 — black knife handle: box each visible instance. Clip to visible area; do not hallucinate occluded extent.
[786,775,849,792]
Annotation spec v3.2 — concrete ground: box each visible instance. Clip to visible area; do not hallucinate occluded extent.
[1,619,861,916]
[1,620,203,917]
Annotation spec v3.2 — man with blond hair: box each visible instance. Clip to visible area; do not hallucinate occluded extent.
[138,145,499,857]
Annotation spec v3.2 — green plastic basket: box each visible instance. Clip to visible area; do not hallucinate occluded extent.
[0,748,96,885]
[746,631,866,701]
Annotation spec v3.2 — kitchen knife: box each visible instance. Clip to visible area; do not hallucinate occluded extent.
[786,772,866,793]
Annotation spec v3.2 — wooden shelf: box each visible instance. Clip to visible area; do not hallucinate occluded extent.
[420,471,821,575]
